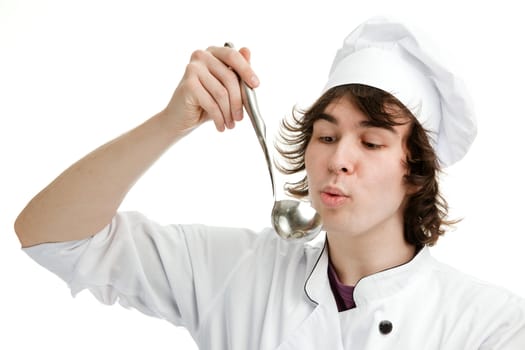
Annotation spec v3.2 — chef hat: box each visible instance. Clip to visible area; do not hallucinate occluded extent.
[323,17,476,167]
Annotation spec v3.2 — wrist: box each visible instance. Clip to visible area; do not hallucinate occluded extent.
[154,108,195,142]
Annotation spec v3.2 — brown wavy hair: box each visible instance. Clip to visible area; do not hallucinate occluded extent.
[275,84,456,248]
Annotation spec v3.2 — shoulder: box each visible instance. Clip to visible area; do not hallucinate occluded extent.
[427,252,525,346]
[427,252,524,308]
[428,253,522,302]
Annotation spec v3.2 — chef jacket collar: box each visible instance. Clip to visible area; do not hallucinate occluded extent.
[304,240,434,307]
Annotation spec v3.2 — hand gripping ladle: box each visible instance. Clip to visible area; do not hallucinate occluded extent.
[225,43,322,241]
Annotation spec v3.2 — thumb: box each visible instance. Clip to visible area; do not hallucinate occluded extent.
[239,47,251,63]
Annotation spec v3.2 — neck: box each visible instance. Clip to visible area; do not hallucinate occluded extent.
[326,221,416,286]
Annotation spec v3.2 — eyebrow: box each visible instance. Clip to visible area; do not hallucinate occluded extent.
[315,112,397,133]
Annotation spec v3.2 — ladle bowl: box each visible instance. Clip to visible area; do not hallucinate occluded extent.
[271,199,323,241]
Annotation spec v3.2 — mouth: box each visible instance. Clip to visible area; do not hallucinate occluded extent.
[319,186,350,208]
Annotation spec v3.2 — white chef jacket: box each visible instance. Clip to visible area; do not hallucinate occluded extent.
[24,211,525,349]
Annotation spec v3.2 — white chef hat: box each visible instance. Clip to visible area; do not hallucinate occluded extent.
[323,17,476,167]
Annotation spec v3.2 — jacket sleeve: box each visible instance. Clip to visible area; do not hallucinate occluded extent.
[22,211,265,335]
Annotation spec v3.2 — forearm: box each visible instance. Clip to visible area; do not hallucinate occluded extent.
[15,110,183,247]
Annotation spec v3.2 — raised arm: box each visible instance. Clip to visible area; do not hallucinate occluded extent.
[14,45,259,247]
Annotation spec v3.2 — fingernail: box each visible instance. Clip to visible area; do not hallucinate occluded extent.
[251,75,260,86]
[233,109,243,121]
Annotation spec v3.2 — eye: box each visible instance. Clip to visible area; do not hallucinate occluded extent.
[319,136,336,143]
[362,141,383,149]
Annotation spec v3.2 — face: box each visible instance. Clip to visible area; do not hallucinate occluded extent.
[305,97,412,239]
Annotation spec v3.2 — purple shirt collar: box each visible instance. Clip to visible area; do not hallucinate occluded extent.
[328,258,356,312]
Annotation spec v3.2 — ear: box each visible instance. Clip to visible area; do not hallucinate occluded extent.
[406,182,422,196]
[403,166,422,196]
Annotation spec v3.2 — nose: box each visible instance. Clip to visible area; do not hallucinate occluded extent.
[328,142,356,175]
[329,163,352,174]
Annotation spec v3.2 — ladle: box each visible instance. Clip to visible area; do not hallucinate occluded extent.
[225,43,323,241]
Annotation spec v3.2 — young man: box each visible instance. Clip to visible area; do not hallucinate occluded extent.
[15,17,525,349]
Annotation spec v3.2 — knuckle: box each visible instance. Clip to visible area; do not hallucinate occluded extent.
[215,86,229,100]
[203,101,218,115]
[184,61,200,75]
[190,49,207,62]
[224,49,238,64]
[183,76,200,91]
[226,68,239,82]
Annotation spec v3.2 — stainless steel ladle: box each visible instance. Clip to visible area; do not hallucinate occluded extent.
[225,43,322,241]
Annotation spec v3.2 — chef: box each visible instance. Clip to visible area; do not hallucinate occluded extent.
[15,17,525,349]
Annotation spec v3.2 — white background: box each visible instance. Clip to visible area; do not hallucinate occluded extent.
[1,0,524,348]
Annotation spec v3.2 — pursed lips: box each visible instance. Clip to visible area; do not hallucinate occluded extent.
[320,186,350,208]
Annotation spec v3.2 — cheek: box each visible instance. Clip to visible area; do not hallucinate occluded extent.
[389,166,410,197]
[304,144,327,174]
[368,158,407,188]
[304,144,315,171]
[304,145,321,187]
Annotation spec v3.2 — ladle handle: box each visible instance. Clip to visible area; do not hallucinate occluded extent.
[224,42,276,198]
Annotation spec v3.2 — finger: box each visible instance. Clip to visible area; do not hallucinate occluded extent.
[189,50,238,128]
[190,78,227,132]
[183,66,227,132]
[200,68,240,128]
[199,47,244,124]
[239,47,251,63]
[206,62,244,123]
[207,45,260,89]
